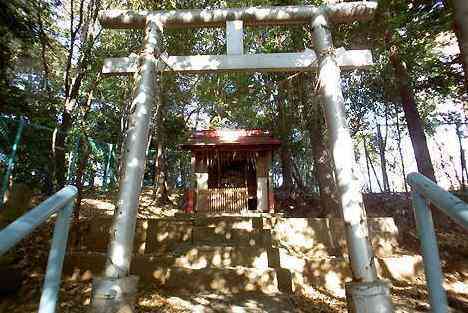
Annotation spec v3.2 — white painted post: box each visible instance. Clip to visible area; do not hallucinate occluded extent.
[310,10,394,313]
[226,20,244,55]
[89,17,163,313]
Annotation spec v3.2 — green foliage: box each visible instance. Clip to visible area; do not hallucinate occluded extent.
[0,0,465,194]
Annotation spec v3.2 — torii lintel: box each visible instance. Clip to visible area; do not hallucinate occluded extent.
[98,2,377,29]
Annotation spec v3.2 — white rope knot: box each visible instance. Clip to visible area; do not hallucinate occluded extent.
[312,46,340,94]
[155,51,175,73]
[316,47,336,61]
[135,50,174,76]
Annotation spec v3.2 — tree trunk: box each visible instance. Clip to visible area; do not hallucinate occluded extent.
[395,106,409,193]
[153,133,166,201]
[451,0,468,92]
[291,158,306,194]
[377,124,390,192]
[308,97,340,217]
[279,146,293,192]
[54,0,101,188]
[388,41,437,182]
[71,137,90,247]
[74,138,90,215]
[151,87,170,204]
[364,138,384,193]
[54,107,73,188]
[117,96,131,181]
[277,90,294,193]
[88,167,95,188]
[387,36,454,229]
[153,141,169,203]
[45,151,55,195]
[179,158,187,188]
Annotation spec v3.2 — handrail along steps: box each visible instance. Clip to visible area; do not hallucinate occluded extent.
[407,172,468,313]
[0,186,78,313]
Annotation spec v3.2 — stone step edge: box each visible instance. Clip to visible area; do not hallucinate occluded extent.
[65,251,422,273]
[64,253,424,297]
[64,258,286,294]
[109,244,271,254]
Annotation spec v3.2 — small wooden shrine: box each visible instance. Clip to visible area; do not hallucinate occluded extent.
[182,129,280,214]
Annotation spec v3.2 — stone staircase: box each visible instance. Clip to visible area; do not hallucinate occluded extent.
[65,214,422,298]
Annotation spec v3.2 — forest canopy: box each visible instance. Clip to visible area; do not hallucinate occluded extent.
[0,0,466,214]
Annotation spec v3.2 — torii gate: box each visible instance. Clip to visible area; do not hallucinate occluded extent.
[90,2,394,313]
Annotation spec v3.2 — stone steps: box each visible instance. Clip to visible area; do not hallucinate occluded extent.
[79,216,399,257]
[69,215,405,296]
[64,251,424,298]
[65,252,283,294]
[192,227,272,247]
[146,245,274,268]
[187,214,276,230]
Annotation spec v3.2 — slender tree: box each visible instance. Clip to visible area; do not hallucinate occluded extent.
[307,95,340,217]
[386,31,437,182]
[450,0,468,92]
[54,0,102,188]
[277,87,294,193]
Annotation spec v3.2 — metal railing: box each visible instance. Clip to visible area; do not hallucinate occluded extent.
[407,172,468,313]
[0,185,78,313]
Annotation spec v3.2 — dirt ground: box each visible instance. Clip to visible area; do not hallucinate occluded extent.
[0,188,467,312]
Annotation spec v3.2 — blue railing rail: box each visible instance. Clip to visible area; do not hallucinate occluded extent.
[407,172,468,313]
[0,185,78,313]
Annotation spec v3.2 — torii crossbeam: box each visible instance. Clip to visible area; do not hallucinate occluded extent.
[90,2,395,313]
[102,48,373,74]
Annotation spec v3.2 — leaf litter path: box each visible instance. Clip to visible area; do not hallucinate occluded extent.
[144,291,296,313]
[3,274,463,313]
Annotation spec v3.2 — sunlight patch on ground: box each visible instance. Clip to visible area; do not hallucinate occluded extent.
[80,188,182,219]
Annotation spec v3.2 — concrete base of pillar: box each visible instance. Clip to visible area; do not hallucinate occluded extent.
[345,280,394,313]
[89,275,139,313]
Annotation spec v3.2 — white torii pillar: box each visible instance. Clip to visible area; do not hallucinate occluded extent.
[89,18,163,313]
[310,10,393,313]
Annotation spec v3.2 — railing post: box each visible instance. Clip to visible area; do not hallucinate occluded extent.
[89,16,163,313]
[38,201,75,313]
[0,118,25,209]
[310,10,393,313]
[411,190,448,313]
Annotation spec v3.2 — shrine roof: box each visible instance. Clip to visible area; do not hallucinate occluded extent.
[181,129,281,151]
